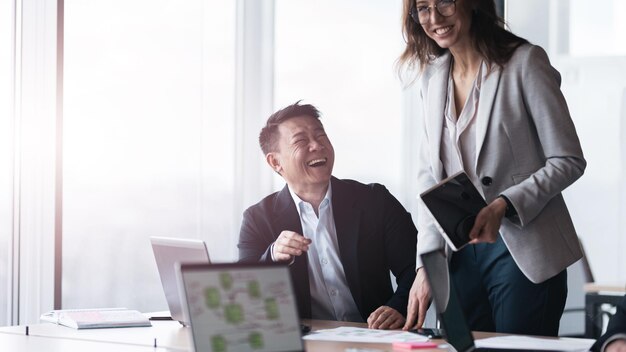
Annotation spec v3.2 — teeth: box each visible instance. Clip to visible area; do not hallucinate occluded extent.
[435,26,451,35]
[307,158,326,167]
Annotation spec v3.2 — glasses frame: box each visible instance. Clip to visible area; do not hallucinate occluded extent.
[410,0,457,24]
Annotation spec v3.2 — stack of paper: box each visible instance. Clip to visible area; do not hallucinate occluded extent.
[40,308,152,329]
[302,326,429,343]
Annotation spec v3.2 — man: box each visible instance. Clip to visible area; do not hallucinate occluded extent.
[238,101,417,329]
[592,295,626,352]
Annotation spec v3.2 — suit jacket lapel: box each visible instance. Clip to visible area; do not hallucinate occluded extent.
[426,52,452,181]
[273,185,311,318]
[475,64,502,169]
[330,177,363,311]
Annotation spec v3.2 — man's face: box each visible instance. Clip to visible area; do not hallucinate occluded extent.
[268,115,335,191]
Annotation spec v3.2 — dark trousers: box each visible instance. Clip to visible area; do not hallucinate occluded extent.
[449,236,567,336]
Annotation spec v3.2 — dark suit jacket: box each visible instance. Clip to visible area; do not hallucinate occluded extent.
[238,177,417,321]
[592,295,626,351]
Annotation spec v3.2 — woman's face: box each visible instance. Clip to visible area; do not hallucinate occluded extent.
[416,0,474,52]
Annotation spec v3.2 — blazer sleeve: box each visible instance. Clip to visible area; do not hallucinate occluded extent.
[591,295,626,352]
[499,45,586,227]
[376,184,418,314]
[238,206,274,263]
[415,77,447,269]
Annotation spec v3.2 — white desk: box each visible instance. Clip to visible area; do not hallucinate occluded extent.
[0,319,596,352]
[0,320,189,351]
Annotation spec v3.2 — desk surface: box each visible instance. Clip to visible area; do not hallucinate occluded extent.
[584,283,626,294]
[0,318,587,352]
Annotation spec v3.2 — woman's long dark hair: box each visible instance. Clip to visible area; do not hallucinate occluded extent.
[398,0,528,74]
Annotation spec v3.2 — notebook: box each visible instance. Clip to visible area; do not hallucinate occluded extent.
[178,262,304,352]
[420,250,571,352]
[420,171,487,251]
[40,308,151,329]
[150,236,210,326]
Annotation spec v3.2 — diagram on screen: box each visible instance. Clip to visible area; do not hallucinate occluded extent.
[185,268,301,352]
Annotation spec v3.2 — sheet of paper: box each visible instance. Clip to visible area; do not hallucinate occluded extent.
[475,335,595,351]
[302,327,429,343]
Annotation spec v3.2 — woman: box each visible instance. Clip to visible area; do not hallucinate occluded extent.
[398,0,586,336]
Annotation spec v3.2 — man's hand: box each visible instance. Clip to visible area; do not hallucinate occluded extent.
[367,306,405,330]
[607,339,626,352]
[403,268,431,330]
[468,197,507,244]
[272,231,311,262]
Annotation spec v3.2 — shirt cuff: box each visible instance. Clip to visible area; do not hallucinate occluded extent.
[270,242,296,265]
[499,194,518,219]
[270,242,277,261]
[602,334,626,352]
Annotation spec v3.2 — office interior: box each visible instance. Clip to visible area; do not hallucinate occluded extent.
[0,0,624,338]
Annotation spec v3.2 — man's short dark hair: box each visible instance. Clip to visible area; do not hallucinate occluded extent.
[259,101,322,155]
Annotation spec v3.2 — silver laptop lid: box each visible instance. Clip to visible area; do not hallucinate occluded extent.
[150,236,210,325]
[179,262,304,352]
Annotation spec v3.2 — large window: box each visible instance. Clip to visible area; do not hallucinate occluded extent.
[63,0,236,311]
[0,0,14,326]
[274,0,409,203]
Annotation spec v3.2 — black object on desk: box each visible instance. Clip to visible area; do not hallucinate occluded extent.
[149,316,174,321]
[585,291,624,338]
[410,327,444,339]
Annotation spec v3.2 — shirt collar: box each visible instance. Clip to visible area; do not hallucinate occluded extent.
[288,182,332,217]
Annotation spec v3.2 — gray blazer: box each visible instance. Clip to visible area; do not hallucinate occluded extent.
[415,44,587,284]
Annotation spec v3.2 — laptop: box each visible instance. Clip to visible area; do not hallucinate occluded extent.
[178,262,304,352]
[150,236,211,326]
[420,250,566,352]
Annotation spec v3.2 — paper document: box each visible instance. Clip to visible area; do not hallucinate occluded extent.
[40,308,152,329]
[302,326,429,343]
[475,335,595,351]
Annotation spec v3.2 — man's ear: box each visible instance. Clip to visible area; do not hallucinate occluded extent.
[266,153,282,174]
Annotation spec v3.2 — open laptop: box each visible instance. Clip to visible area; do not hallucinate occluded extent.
[178,262,304,352]
[150,236,211,326]
[420,250,567,352]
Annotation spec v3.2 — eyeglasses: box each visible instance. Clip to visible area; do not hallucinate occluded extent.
[410,0,457,24]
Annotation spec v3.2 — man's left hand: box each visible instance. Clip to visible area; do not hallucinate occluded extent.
[367,306,405,330]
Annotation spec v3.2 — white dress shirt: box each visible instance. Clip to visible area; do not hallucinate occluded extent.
[287,183,363,322]
[440,60,487,195]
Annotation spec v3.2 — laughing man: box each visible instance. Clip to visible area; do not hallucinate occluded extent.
[238,101,417,329]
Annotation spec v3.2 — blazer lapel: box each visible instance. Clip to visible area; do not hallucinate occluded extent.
[425,52,452,181]
[475,64,502,168]
[272,185,312,318]
[330,177,363,311]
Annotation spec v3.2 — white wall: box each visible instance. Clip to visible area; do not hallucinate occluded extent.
[508,0,626,288]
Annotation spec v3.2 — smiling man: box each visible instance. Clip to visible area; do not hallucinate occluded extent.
[238,101,417,329]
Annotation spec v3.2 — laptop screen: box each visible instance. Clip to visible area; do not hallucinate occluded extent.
[420,250,475,352]
[150,236,211,324]
[179,262,304,352]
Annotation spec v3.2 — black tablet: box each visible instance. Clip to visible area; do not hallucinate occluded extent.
[420,171,487,251]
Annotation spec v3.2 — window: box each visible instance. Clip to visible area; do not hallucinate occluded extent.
[62,0,236,311]
[0,0,15,326]
[274,0,409,203]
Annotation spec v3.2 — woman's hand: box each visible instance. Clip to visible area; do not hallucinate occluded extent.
[607,339,626,352]
[402,268,431,330]
[468,197,507,244]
